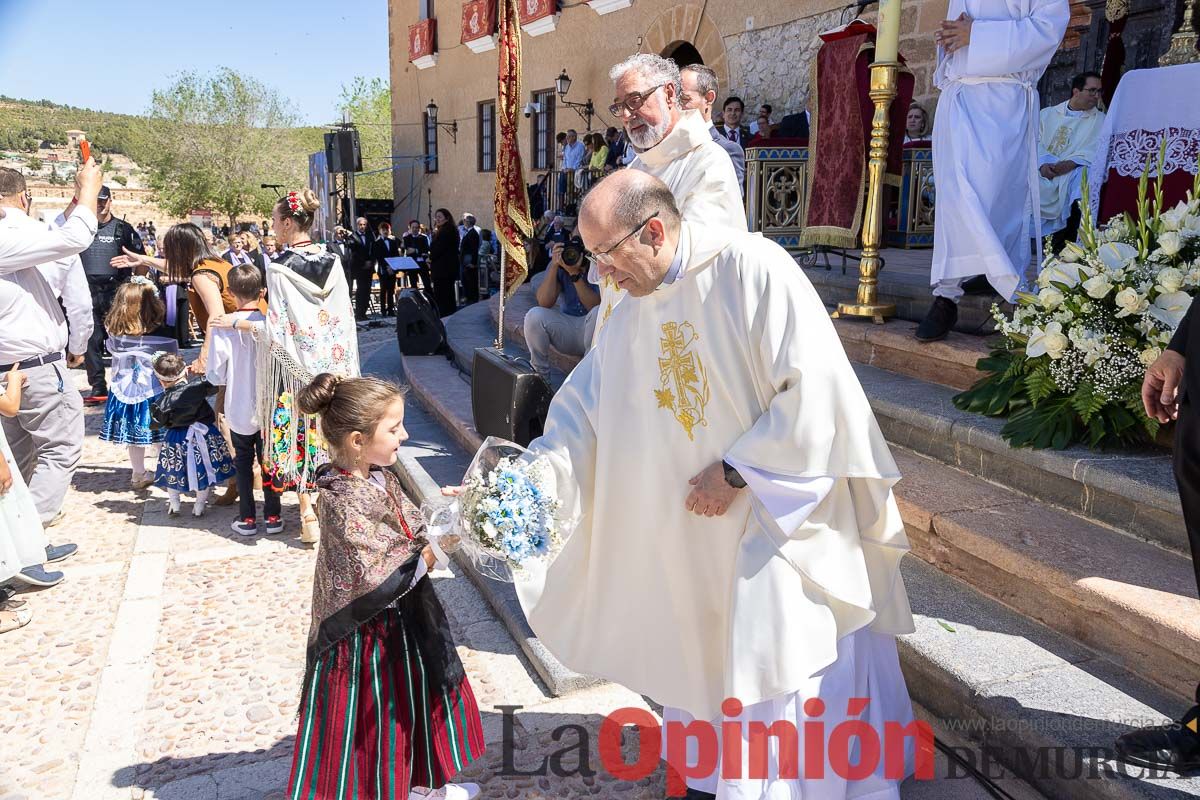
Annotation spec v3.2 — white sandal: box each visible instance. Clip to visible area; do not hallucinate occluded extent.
[0,606,33,634]
[408,784,480,800]
[300,514,320,544]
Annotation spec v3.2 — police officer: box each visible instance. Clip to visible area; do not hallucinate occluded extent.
[79,186,144,405]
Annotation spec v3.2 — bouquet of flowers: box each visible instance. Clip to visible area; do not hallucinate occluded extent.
[424,437,574,581]
[954,148,1200,450]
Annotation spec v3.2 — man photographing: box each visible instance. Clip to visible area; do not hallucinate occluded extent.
[523,238,599,379]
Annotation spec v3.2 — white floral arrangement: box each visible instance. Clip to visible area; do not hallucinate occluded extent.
[956,155,1200,450]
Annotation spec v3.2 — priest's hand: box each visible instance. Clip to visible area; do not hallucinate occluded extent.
[1142,349,1185,423]
[936,13,972,55]
[685,462,741,517]
[1039,164,1058,180]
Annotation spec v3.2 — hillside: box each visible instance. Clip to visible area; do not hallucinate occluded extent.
[0,96,326,160]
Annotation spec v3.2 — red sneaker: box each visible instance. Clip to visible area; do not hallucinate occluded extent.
[83,392,108,406]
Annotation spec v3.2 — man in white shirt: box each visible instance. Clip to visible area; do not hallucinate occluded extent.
[559,129,586,208]
[1038,71,1105,251]
[0,160,103,529]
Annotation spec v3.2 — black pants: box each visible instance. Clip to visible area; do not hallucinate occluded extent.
[462,263,480,306]
[85,276,119,393]
[230,430,281,522]
[1174,402,1200,596]
[431,268,457,317]
[353,266,374,318]
[1050,201,1083,255]
[378,269,397,316]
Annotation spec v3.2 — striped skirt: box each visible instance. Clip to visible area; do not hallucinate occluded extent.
[288,608,485,800]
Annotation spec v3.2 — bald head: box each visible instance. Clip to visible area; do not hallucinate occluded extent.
[580,170,680,240]
[578,170,681,298]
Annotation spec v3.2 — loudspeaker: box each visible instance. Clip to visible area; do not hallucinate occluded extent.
[324,129,362,173]
[471,347,553,447]
[395,289,447,355]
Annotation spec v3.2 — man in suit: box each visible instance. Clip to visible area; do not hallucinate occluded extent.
[371,222,401,316]
[339,216,376,320]
[1116,305,1200,773]
[715,96,753,148]
[459,213,481,306]
[401,219,433,303]
[680,65,746,189]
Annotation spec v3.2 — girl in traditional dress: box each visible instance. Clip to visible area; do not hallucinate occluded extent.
[98,278,178,489]
[288,373,483,800]
[149,353,235,517]
[259,189,359,544]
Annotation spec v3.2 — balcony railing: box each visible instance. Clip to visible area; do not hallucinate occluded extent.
[744,145,934,252]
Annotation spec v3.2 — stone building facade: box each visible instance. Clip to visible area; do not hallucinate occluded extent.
[386,0,1100,230]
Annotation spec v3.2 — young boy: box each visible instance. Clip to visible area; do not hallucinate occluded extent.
[206,264,283,535]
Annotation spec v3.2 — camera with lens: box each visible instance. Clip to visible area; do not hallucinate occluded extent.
[560,236,587,270]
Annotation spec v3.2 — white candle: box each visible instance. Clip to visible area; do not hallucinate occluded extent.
[876,0,902,62]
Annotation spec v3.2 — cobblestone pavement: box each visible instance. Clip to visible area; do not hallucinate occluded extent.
[0,323,1032,800]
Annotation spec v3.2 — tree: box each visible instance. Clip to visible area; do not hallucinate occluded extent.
[338,77,393,200]
[48,166,64,185]
[133,68,312,226]
[25,155,42,171]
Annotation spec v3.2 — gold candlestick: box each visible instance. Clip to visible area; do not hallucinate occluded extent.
[833,61,899,324]
[1158,0,1199,66]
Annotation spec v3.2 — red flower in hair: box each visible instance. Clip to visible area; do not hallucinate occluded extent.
[286,191,302,214]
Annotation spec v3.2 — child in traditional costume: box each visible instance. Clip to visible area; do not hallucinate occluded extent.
[149,353,235,517]
[98,278,178,489]
[288,373,482,800]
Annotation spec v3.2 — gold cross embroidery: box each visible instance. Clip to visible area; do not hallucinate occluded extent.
[655,321,709,440]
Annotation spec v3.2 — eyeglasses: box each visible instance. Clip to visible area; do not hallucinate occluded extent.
[590,211,660,267]
[608,85,667,118]
[1080,87,1102,95]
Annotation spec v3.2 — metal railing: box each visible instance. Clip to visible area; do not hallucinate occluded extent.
[744,145,934,252]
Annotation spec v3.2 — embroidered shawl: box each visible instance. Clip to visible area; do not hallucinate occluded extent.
[303,466,464,698]
[257,249,360,487]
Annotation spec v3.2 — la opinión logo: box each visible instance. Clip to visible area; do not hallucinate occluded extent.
[498,697,937,796]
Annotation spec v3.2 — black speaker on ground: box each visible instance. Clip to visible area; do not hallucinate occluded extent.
[395,289,447,355]
[324,129,362,174]
[471,348,552,447]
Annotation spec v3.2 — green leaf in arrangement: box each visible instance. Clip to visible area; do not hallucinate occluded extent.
[936,620,957,633]
[1024,363,1057,405]
[1069,382,1106,424]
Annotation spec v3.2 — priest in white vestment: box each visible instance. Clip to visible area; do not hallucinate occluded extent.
[589,53,746,346]
[515,170,920,799]
[1038,71,1105,243]
[914,0,1070,343]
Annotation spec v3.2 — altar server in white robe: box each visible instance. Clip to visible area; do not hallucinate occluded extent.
[590,53,746,345]
[914,0,1070,343]
[515,170,920,799]
[1038,71,1105,245]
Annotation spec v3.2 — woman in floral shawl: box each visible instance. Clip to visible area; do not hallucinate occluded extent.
[289,373,483,800]
[259,189,360,543]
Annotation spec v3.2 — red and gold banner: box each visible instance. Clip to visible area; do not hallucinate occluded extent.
[494,0,533,297]
[408,18,437,62]
[461,0,497,44]
[518,0,556,26]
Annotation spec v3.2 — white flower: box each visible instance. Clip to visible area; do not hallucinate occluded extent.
[1148,291,1193,328]
[1059,242,1087,263]
[1158,267,1185,292]
[1098,242,1139,271]
[1140,346,1163,367]
[1160,202,1189,231]
[1052,308,1075,324]
[1187,267,1200,287]
[1039,260,1083,289]
[1114,287,1148,317]
[1039,288,1065,309]
[1027,321,1069,359]
[1083,274,1113,299]
[1080,300,1094,313]
[1157,231,1183,257]
[1181,214,1200,240]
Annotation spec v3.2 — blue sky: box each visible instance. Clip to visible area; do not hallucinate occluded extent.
[0,0,389,125]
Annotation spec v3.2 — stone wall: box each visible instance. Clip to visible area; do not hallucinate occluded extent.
[721,0,950,123]
[722,9,845,117]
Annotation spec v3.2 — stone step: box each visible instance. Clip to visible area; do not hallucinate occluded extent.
[395,350,1200,799]
[479,284,1182,553]
[859,363,1184,556]
[802,260,1000,334]
[894,445,1200,702]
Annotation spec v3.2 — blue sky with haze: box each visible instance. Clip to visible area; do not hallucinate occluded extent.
[0,0,389,124]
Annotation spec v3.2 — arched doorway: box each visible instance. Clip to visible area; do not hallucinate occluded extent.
[663,41,703,69]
